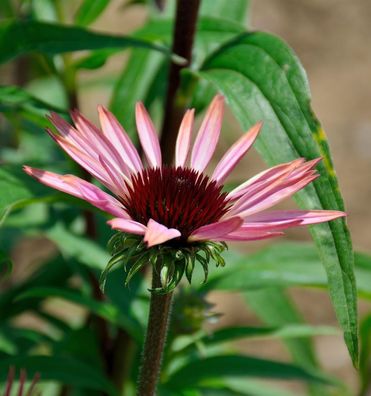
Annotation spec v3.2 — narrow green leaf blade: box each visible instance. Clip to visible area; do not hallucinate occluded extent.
[0,20,170,64]
[166,355,335,389]
[199,32,358,365]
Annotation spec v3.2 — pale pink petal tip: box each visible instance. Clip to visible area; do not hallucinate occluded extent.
[190,94,225,172]
[108,218,147,235]
[23,166,128,218]
[97,105,143,173]
[135,102,162,168]
[189,217,243,242]
[144,219,181,247]
[175,109,195,167]
[212,120,263,184]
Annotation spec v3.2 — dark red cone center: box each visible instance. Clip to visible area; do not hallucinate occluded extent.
[121,166,230,240]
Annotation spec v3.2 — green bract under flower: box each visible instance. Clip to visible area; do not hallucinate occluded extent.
[101,232,227,293]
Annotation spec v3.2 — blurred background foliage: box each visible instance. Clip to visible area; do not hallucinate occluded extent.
[0,0,370,395]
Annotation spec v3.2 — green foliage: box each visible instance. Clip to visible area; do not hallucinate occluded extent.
[198,32,358,365]
[0,0,367,394]
[0,20,171,64]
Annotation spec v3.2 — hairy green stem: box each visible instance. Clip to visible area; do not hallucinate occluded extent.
[137,270,173,395]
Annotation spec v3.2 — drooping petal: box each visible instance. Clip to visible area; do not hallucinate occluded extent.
[232,174,319,219]
[227,158,305,201]
[190,94,224,172]
[108,218,147,235]
[46,130,118,192]
[144,219,181,247]
[98,106,143,173]
[135,102,162,168]
[245,210,346,226]
[23,166,128,218]
[175,109,194,167]
[212,121,263,184]
[189,217,243,242]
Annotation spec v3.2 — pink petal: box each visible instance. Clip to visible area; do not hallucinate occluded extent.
[97,154,132,198]
[23,166,128,218]
[216,230,284,242]
[108,218,147,235]
[98,106,143,174]
[240,218,302,231]
[232,174,319,219]
[135,102,162,168]
[227,158,305,201]
[212,121,263,184]
[175,109,195,167]
[190,94,224,172]
[246,210,346,226]
[48,113,94,157]
[144,219,181,247]
[189,217,243,242]
[71,110,131,177]
[46,130,117,191]
[227,159,304,217]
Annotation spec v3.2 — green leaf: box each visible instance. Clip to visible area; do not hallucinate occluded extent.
[200,243,371,299]
[45,222,110,271]
[0,355,118,395]
[218,378,302,396]
[359,314,371,396]
[74,0,110,26]
[17,286,142,341]
[0,165,56,223]
[199,32,358,365]
[0,85,66,114]
[166,355,334,389]
[0,20,171,64]
[198,324,339,347]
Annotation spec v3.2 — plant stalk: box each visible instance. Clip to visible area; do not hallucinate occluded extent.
[137,270,173,396]
[160,0,201,164]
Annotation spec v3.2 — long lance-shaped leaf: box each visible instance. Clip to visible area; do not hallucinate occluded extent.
[0,20,173,64]
[198,32,358,366]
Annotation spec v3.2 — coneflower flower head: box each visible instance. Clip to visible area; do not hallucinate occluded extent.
[24,95,345,292]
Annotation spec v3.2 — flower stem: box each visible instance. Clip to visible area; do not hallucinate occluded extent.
[137,269,173,396]
[160,0,201,164]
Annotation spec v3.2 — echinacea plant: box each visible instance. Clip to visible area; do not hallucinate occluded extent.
[24,95,345,395]
[24,95,345,291]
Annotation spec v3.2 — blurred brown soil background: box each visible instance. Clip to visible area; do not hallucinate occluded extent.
[2,0,371,394]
